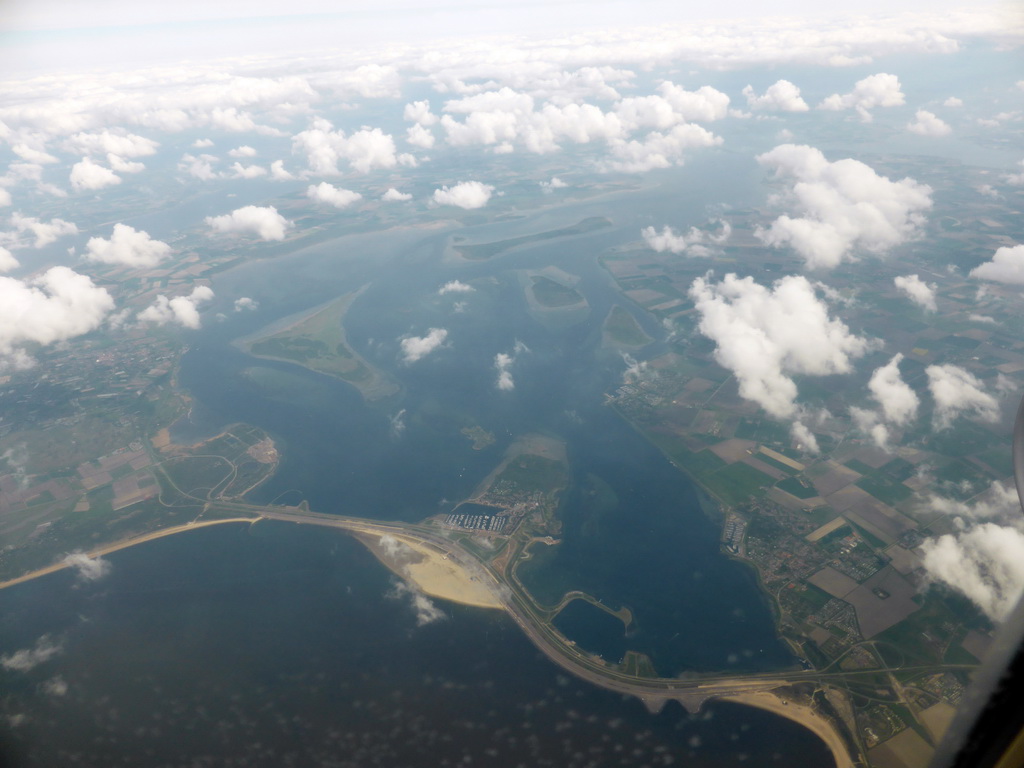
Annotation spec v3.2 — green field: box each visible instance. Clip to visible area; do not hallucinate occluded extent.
[603,305,653,347]
[531,276,584,307]
[244,292,397,400]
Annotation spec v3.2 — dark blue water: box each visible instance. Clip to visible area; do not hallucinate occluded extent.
[553,599,628,663]
[170,184,794,676]
[0,523,834,768]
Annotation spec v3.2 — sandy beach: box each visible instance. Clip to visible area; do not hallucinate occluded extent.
[718,690,855,768]
[356,530,503,609]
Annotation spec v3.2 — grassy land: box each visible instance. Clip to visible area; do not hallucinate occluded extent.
[531,276,584,308]
[603,305,653,347]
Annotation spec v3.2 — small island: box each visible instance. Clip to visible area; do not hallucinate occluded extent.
[460,425,496,450]
[239,289,398,401]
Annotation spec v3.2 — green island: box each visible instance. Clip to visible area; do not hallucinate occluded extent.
[519,267,590,328]
[603,305,653,348]
[451,216,611,261]
[239,289,398,401]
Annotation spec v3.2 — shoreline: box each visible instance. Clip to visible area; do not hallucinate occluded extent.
[718,690,855,768]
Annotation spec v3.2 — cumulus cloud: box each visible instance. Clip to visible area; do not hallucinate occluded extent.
[493,340,529,391]
[63,552,111,581]
[406,123,436,149]
[922,523,1024,621]
[269,160,295,180]
[1003,161,1024,186]
[869,354,920,426]
[689,273,871,419]
[306,182,362,209]
[0,267,114,368]
[69,156,121,191]
[84,224,171,268]
[432,181,494,209]
[755,144,932,269]
[381,187,412,202]
[907,109,952,137]
[138,285,214,330]
[387,579,446,626]
[0,247,20,273]
[641,219,730,257]
[894,274,937,311]
[791,421,820,454]
[192,138,214,148]
[404,100,439,126]
[229,161,266,179]
[742,80,809,112]
[8,213,78,248]
[438,280,474,295]
[234,297,258,311]
[602,123,721,173]
[819,73,905,121]
[178,152,220,180]
[400,328,448,363]
[615,83,730,129]
[106,153,144,173]
[540,177,568,192]
[292,121,399,175]
[228,145,257,158]
[970,244,1024,284]
[12,144,58,164]
[65,130,158,158]
[205,205,290,241]
[1,635,63,672]
[944,97,963,107]
[926,364,1000,429]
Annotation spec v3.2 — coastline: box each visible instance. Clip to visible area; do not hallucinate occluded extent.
[718,690,855,768]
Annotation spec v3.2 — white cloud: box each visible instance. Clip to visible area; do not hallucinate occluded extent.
[228,145,257,158]
[742,80,809,112]
[387,579,446,626]
[432,181,494,209]
[0,188,11,207]
[205,205,290,241]
[400,328,448,363]
[106,153,144,173]
[404,100,438,126]
[307,182,362,209]
[540,177,567,192]
[977,184,1000,199]
[381,187,412,202]
[943,97,964,107]
[907,109,951,137]
[178,152,220,180]
[790,421,820,454]
[0,247,19,273]
[689,273,871,419]
[819,73,905,122]
[138,285,214,330]
[969,313,997,324]
[970,244,1024,284]
[12,144,58,164]
[755,144,932,269]
[63,552,111,581]
[234,297,258,311]
[406,123,435,149]
[292,121,398,175]
[8,213,78,248]
[65,130,158,157]
[192,138,214,148]
[868,354,919,426]
[0,266,115,367]
[269,160,295,180]
[1,635,63,672]
[1003,160,1024,186]
[84,224,172,268]
[69,156,121,191]
[493,340,529,391]
[438,280,474,295]
[642,219,730,257]
[229,161,266,179]
[603,122,721,173]
[922,523,1024,621]
[926,363,1000,429]
[894,274,937,311]
[615,83,730,129]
